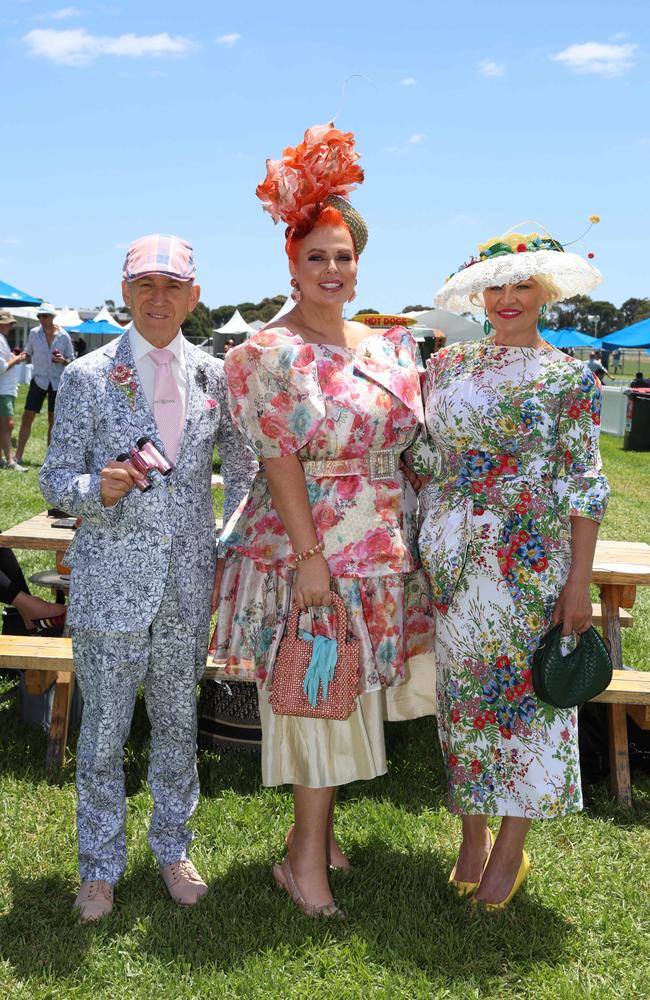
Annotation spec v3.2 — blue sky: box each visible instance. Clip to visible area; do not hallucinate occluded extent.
[3,0,649,317]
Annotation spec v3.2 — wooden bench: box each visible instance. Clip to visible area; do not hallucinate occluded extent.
[591,669,650,807]
[1,635,648,805]
[591,604,633,629]
[0,635,230,774]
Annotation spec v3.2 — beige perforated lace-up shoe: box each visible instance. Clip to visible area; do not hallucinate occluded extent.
[74,880,114,922]
[160,859,208,905]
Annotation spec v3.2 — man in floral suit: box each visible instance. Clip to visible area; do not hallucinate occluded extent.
[40,235,257,922]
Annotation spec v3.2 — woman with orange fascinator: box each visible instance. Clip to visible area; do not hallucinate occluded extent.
[210,123,434,918]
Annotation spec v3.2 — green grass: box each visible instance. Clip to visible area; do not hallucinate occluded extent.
[1,387,649,999]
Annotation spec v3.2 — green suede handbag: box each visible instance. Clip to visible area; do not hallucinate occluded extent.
[532,623,612,709]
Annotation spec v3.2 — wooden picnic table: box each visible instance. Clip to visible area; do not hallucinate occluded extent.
[0,512,75,553]
[592,540,650,671]
[0,508,224,553]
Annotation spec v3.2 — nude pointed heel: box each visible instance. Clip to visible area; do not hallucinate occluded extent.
[272,859,346,920]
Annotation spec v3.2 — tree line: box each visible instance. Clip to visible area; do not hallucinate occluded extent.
[181,294,650,341]
[182,296,287,340]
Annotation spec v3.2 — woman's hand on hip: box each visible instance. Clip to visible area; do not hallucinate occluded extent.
[551,579,593,636]
[294,554,331,610]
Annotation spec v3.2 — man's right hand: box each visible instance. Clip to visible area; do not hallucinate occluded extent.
[100,460,139,507]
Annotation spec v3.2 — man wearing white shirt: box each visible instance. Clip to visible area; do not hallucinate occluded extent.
[15,302,75,462]
[40,235,257,923]
[0,312,28,471]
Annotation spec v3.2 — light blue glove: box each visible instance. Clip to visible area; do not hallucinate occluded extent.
[300,630,338,708]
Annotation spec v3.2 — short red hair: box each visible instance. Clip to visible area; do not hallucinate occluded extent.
[285,205,355,262]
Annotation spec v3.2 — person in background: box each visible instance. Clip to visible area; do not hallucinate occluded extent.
[73,335,87,358]
[586,351,608,383]
[0,311,28,470]
[0,548,66,632]
[15,303,75,461]
[611,349,623,374]
[630,371,650,388]
[222,337,236,355]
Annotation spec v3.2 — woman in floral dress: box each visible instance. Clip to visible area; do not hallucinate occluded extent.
[416,227,609,907]
[211,124,434,918]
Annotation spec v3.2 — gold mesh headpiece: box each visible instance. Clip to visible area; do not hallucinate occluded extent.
[325,195,368,255]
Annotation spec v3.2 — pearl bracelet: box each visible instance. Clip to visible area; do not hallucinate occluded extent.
[294,541,324,563]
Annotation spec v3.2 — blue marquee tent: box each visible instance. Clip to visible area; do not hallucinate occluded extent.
[543,328,600,349]
[66,319,123,336]
[601,317,650,349]
[0,279,42,308]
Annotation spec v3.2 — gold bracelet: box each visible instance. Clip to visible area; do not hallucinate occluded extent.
[294,541,324,563]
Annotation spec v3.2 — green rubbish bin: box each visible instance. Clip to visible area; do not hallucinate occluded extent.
[623,389,650,451]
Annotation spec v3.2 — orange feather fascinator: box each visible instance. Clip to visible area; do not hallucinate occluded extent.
[256,123,364,240]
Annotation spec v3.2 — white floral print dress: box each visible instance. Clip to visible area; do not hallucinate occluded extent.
[414,338,609,818]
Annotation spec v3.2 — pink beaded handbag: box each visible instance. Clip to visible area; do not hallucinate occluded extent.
[270,592,361,720]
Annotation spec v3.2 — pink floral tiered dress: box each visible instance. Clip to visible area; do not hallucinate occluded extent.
[210,326,435,787]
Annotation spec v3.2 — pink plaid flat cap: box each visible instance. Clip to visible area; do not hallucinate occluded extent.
[122,234,196,282]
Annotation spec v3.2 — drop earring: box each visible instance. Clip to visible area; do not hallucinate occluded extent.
[290,278,301,303]
[538,303,547,332]
[348,281,357,303]
[483,311,492,336]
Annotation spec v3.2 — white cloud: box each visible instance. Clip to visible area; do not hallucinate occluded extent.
[216,33,240,46]
[34,7,83,20]
[400,76,416,86]
[388,133,426,154]
[550,41,637,77]
[479,59,504,77]
[23,27,194,66]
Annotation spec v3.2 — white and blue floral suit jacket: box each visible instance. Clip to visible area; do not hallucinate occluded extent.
[40,329,257,634]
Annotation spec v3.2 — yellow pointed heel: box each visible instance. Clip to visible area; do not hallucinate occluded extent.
[449,828,494,898]
[474,849,530,910]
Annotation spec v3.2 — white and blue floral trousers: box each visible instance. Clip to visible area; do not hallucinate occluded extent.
[71,571,209,883]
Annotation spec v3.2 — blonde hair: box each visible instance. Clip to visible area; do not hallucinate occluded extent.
[469,273,563,309]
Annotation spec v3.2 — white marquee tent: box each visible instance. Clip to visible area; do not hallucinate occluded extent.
[91,305,124,330]
[402,307,482,344]
[265,297,293,326]
[216,309,258,337]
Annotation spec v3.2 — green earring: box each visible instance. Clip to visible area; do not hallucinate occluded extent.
[538,304,547,333]
[483,312,492,336]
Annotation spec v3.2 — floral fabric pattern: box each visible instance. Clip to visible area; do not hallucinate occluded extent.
[73,571,209,883]
[211,325,434,692]
[40,330,258,631]
[415,338,609,818]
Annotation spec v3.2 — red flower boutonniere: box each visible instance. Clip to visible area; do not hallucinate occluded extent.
[204,398,217,411]
[109,365,138,409]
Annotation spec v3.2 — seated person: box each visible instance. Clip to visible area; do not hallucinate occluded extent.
[0,548,66,633]
[630,371,650,388]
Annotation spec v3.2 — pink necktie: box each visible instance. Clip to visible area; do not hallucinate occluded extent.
[148,348,183,462]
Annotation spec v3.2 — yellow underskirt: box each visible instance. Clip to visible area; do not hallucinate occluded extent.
[259,652,436,788]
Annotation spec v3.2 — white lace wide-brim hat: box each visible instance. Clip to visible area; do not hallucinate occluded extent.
[435,249,602,314]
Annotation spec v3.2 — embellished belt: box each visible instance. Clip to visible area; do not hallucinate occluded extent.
[301,448,402,483]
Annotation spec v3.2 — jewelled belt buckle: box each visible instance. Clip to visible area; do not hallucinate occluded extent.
[367,448,399,482]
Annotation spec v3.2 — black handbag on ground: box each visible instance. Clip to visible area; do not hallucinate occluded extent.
[532,623,612,709]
